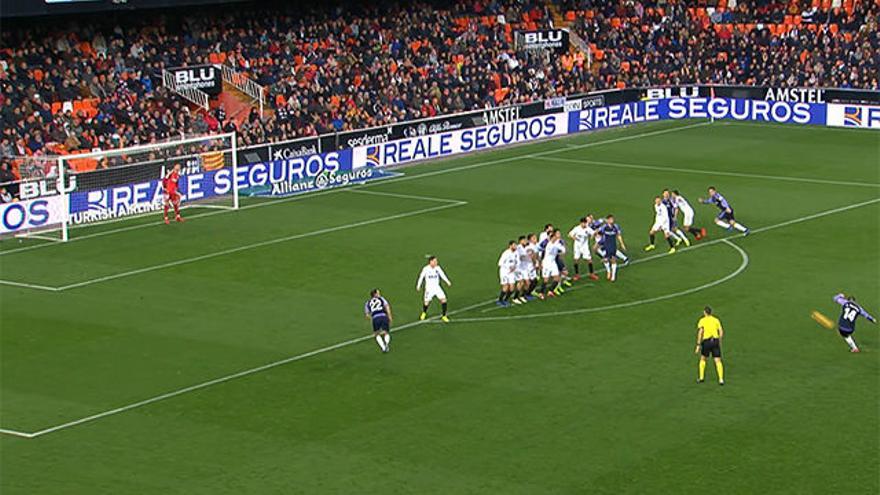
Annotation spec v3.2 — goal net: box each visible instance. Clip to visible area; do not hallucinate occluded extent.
[0,132,238,243]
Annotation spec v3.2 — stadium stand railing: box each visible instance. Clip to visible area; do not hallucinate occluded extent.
[162,70,210,111]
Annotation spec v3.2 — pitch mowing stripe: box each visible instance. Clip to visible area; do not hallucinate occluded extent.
[456,240,748,323]
[16,299,496,439]
[541,156,880,189]
[2,196,877,439]
[0,120,707,257]
[55,200,467,291]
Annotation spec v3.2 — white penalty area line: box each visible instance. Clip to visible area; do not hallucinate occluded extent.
[0,428,37,439]
[0,279,62,292]
[1,191,467,292]
[56,197,467,292]
[0,120,706,258]
[2,195,877,440]
[540,156,880,189]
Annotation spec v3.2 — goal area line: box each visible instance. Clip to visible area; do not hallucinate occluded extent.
[0,190,468,292]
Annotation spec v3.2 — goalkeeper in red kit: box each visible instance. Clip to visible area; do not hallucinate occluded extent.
[163,163,185,224]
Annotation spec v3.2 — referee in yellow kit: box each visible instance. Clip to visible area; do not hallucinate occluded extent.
[695,306,725,385]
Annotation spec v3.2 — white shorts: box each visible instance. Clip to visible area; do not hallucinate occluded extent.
[651,219,670,234]
[423,286,447,303]
[500,270,517,286]
[573,242,592,261]
[515,268,528,282]
[541,260,560,279]
[528,267,538,280]
[681,207,694,226]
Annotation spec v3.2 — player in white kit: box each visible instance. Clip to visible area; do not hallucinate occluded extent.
[569,217,600,281]
[672,190,705,241]
[644,196,678,254]
[513,236,532,304]
[417,256,452,322]
[539,229,566,299]
[497,240,519,307]
[525,233,541,298]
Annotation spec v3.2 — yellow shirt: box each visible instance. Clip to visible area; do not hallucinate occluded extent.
[698,315,722,339]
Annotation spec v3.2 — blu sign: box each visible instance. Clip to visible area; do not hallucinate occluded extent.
[826,104,880,129]
[355,114,566,167]
[0,196,66,235]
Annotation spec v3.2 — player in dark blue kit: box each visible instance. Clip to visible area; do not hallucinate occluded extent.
[364,289,394,353]
[833,293,877,353]
[589,214,630,265]
[599,215,627,282]
[699,186,750,235]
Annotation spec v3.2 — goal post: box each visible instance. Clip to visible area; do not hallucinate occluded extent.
[1,132,238,243]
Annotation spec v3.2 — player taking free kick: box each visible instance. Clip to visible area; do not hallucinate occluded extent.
[163,163,184,224]
[833,293,877,353]
[417,256,452,322]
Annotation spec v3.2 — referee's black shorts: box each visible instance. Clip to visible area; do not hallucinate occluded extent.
[700,338,722,358]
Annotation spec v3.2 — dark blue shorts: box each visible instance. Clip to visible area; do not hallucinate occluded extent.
[602,242,617,258]
[717,209,735,221]
[838,326,854,337]
[372,316,390,332]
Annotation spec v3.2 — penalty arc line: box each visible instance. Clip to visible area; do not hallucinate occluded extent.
[0,121,708,258]
[1,195,877,439]
[456,239,748,323]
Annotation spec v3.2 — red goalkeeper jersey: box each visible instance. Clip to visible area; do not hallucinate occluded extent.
[163,170,180,194]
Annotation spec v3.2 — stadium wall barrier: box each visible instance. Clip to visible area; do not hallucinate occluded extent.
[350,113,569,168]
[236,85,878,164]
[65,150,356,224]
[826,103,880,129]
[567,97,828,134]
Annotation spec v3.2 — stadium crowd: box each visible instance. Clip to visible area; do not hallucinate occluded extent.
[0,0,877,184]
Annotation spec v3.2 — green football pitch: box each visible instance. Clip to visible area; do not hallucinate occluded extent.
[1,119,878,494]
